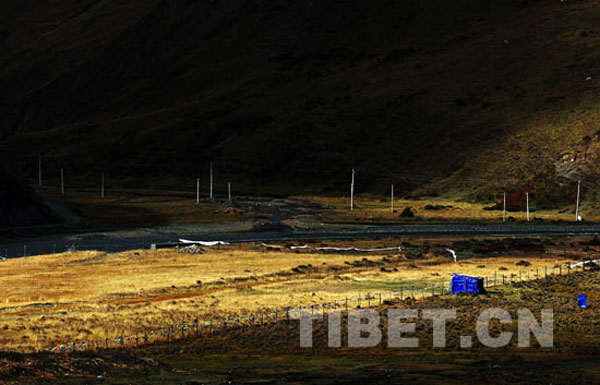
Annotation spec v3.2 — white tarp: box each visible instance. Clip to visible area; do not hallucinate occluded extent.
[569,259,600,269]
[355,246,402,252]
[179,239,230,246]
[292,245,401,252]
[316,246,357,251]
[260,242,283,249]
[317,246,401,252]
[289,245,310,250]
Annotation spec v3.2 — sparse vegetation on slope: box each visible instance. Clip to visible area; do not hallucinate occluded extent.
[1,0,600,205]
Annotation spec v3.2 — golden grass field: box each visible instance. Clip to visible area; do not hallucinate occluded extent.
[0,239,582,352]
[297,195,597,224]
[39,187,597,230]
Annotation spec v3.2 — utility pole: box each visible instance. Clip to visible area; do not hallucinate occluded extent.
[209,162,214,200]
[575,179,581,221]
[60,168,64,195]
[228,182,232,203]
[38,154,42,188]
[526,192,529,221]
[101,173,105,198]
[503,192,506,222]
[350,169,355,211]
[390,184,394,213]
[196,178,200,204]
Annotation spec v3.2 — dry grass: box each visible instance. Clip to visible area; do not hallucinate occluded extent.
[0,240,577,352]
[44,189,250,225]
[298,195,596,223]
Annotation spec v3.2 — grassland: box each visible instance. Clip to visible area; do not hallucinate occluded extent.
[298,195,596,224]
[142,269,600,385]
[4,258,600,385]
[28,187,597,236]
[42,188,251,226]
[0,237,583,353]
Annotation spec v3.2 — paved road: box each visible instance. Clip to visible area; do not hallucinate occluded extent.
[2,222,600,258]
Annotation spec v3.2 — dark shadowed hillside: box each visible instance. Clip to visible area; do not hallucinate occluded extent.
[0,164,56,228]
[1,0,600,203]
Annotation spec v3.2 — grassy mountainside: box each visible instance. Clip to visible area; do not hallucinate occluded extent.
[1,0,600,203]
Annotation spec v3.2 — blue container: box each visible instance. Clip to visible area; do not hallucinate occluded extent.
[578,294,587,309]
[451,274,486,295]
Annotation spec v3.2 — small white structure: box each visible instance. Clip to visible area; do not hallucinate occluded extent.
[179,239,230,246]
[446,249,458,263]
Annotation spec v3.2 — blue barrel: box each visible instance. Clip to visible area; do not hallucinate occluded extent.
[578,294,587,309]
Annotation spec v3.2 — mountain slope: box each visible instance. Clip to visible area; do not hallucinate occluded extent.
[0,164,56,229]
[1,0,600,202]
